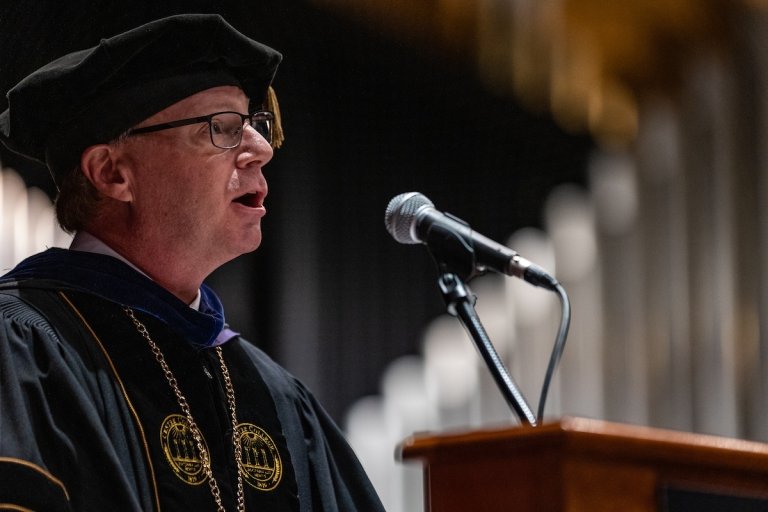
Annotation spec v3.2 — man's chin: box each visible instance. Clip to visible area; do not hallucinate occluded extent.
[234,236,263,257]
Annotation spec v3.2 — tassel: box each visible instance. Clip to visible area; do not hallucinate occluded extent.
[265,86,284,148]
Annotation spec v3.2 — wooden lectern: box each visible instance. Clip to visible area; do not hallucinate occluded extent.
[398,417,768,511]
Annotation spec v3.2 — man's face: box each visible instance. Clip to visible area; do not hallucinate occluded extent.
[118,85,273,270]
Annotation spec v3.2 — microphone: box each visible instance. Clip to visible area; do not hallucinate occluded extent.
[384,192,559,290]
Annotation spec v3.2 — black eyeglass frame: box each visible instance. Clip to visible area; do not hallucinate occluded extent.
[124,110,274,148]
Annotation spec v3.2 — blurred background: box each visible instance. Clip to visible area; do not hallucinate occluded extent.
[3,1,768,509]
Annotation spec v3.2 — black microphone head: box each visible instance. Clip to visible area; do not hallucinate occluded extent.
[384,192,434,244]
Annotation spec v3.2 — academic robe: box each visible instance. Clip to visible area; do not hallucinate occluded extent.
[0,249,385,511]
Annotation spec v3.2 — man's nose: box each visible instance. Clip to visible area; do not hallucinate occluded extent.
[238,124,274,166]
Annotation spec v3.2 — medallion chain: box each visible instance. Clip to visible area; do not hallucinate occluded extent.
[124,307,246,512]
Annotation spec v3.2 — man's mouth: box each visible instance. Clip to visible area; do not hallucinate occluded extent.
[233,193,261,207]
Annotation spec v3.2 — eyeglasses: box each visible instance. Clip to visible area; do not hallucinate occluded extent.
[125,110,274,149]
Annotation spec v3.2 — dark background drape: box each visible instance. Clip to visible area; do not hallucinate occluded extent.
[0,0,593,421]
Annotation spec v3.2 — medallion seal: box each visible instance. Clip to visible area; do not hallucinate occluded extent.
[236,423,282,491]
[160,414,208,485]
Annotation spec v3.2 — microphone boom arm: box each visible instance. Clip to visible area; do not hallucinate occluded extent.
[438,272,538,427]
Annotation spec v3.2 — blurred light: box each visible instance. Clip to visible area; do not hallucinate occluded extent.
[423,315,478,409]
[0,166,72,272]
[589,151,638,235]
[544,185,597,282]
[506,228,556,326]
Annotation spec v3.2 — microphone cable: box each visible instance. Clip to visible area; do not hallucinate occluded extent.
[536,282,571,424]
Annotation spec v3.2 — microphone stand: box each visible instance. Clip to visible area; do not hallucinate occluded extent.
[438,272,538,427]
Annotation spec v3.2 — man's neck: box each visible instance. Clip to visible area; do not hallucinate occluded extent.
[69,231,201,309]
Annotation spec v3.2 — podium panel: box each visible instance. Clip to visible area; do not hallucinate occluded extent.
[398,417,768,511]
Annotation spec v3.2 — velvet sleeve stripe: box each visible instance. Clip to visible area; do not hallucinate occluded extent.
[0,457,70,511]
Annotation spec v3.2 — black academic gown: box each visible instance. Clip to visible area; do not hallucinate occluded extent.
[0,249,385,511]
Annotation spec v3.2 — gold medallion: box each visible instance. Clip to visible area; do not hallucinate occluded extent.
[236,423,282,491]
[160,414,208,485]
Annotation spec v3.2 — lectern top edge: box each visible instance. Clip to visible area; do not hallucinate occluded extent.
[397,416,768,469]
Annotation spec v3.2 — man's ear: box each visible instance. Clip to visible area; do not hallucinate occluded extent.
[80,144,133,202]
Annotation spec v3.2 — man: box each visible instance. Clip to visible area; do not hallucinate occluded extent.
[0,14,384,511]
